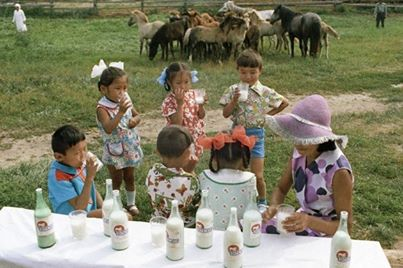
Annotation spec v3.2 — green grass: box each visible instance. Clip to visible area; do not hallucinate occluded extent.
[0,12,402,247]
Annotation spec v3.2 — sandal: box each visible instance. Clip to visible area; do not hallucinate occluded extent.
[126,205,139,216]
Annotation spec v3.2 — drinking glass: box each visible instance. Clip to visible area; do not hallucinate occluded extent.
[87,151,103,172]
[194,89,206,104]
[276,204,295,235]
[237,83,249,102]
[150,216,167,247]
[69,210,87,240]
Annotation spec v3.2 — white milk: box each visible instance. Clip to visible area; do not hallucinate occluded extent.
[243,209,262,247]
[224,226,243,268]
[196,208,214,249]
[166,217,184,260]
[276,211,290,234]
[151,227,165,247]
[238,83,249,102]
[102,199,113,236]
[110,209,129,250]
[71,219,86,239]
[329,211,351,268]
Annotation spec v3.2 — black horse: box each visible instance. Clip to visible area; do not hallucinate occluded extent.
[270,5,321,58]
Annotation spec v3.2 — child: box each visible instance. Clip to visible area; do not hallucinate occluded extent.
[198,126,257,230]
[12,3,27,32]
[92,60,143,216]
[146,125,201,227]
[262,94,353,236]
[158,62,207,172]
[220,49,288,207]
[47,125,103,218]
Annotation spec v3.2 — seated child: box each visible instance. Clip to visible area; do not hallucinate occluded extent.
[262,94,354,236]
[198,126,257,231]
[47,125,103,218]
[146,125,201,227]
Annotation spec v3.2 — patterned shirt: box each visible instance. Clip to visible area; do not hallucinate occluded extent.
[146,163,200,227]
[219,81,284,128]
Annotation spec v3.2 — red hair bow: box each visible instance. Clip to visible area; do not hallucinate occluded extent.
[199,126,256,150]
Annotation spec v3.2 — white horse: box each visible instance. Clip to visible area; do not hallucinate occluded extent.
[218,1,273,20]
[128,10,164,55]
[320,21,340,59]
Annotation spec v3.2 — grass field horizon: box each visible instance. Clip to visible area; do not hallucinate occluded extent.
[0,10,402,248]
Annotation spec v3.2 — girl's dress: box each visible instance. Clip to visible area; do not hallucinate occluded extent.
[161,89,205,156]
[262,147,353,236]
[146,163,200,227]
[96,96,143,169]
[198,169,256,231]
[12,9,27,32]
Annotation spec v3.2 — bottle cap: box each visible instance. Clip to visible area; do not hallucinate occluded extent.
[201,189,208,197]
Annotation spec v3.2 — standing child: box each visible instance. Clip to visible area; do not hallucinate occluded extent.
[47,125,103,218]
[198,126,257,230]
[146,125,201,227]
[12,3,27,32]
[157,62,207,172]
[92,59,143,216]
[220,49,288,208]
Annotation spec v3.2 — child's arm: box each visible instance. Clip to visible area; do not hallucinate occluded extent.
[198,103,206,119]
[169,88,185,125]
[222,89,241,118]
[68,157,97,210]
[97,98,132,134]
[267,98,289,116]
[128,106,141,128]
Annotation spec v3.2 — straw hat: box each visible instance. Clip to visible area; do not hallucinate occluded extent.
[265,94,348,148]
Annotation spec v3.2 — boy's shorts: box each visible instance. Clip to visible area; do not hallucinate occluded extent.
[245,127,265,158]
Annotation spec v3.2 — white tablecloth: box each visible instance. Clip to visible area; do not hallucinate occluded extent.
[0,207,391,268]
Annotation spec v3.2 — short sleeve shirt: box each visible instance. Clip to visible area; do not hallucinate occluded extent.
[219,81,284,128]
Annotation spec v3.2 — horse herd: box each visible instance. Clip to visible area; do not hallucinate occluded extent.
[127,1,340,62]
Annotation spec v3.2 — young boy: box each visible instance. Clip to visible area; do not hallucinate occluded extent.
[220,49,288,208]
[47,125,103,218]
[145,125,200,227]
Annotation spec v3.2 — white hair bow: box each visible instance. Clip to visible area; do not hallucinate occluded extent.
[90,59,124,78]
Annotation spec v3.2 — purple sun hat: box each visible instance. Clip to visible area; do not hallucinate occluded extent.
[265,94,348,148]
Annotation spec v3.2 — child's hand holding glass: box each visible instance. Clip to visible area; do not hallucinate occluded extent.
[173,87,186,106]
[118,93,133,115]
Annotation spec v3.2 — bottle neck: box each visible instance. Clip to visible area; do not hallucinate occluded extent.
[228,208,238,228]
[338,211,349,233]
[35,189,47,209]
[246,190,257,211]
[200,192,209,209]
[170,202,180,219]
[105,181,113,200]
[112,190,121,211]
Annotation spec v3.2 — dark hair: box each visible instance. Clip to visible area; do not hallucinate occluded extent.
[97,66,127,91]
[236,49,263,69]
[51,125,86,155]
[162,62,191,91]
[157,125,193,158]
[209,141,251,173]
[317,140,337,153]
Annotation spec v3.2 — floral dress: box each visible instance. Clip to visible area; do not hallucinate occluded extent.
[161,90,205,156]
[146,163,201,227]
[96,96,143,169]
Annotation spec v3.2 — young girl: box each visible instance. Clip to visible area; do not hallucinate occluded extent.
[146,125,200,227]
[198,126,257,230]
[262,94,353,236]
[158,62,207,171]
[220,49,288,207]
[92,60,143,216]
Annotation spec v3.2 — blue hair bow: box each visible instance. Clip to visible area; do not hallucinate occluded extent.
[156,68,199,86]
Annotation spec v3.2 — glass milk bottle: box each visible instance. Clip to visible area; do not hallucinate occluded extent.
[196,189,214,249]
[102,179,114,236]
[243,190,262,247]
[166,200,184,261]
[329,211,352,268]
[224,207,243,268]
[110,190,129,250]
[34,188,56,248]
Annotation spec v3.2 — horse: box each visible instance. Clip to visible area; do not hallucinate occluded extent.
[320,21,340,59]
[128,10,164,55]
[270,5,321,58]
[218,1,273,20]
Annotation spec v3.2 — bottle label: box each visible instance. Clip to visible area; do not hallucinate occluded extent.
[166,230,181,248]
[249,221,261,239]
[227,244,243,256]
[196,221,213,234]
[111,223,129,241]
[35,216,54,236]
[336,250,351,264]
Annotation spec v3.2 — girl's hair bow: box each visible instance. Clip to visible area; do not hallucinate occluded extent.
[91,59,124,78]
[199,126,256,151]
[156,68,199,86]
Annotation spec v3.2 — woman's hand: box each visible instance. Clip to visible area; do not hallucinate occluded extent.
[262,205,278,222]
[281,212,310,233]
[173,88,185,106]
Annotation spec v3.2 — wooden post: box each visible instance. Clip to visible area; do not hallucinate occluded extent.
[93,0,97,9]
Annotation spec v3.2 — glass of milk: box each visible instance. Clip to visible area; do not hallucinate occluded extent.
[69,210,87,240]
[86,151,103,172]
[194,89,206,104]
[150,216,167,247]
[237,83,249,102]
[276,204,295,235]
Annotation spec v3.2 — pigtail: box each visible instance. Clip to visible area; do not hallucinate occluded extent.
[241,145,251,169]
[209,149,219,173]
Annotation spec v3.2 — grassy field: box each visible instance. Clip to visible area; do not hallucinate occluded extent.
[0,10,402,247]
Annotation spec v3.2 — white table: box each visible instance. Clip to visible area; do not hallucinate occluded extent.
[0,207,391,268]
